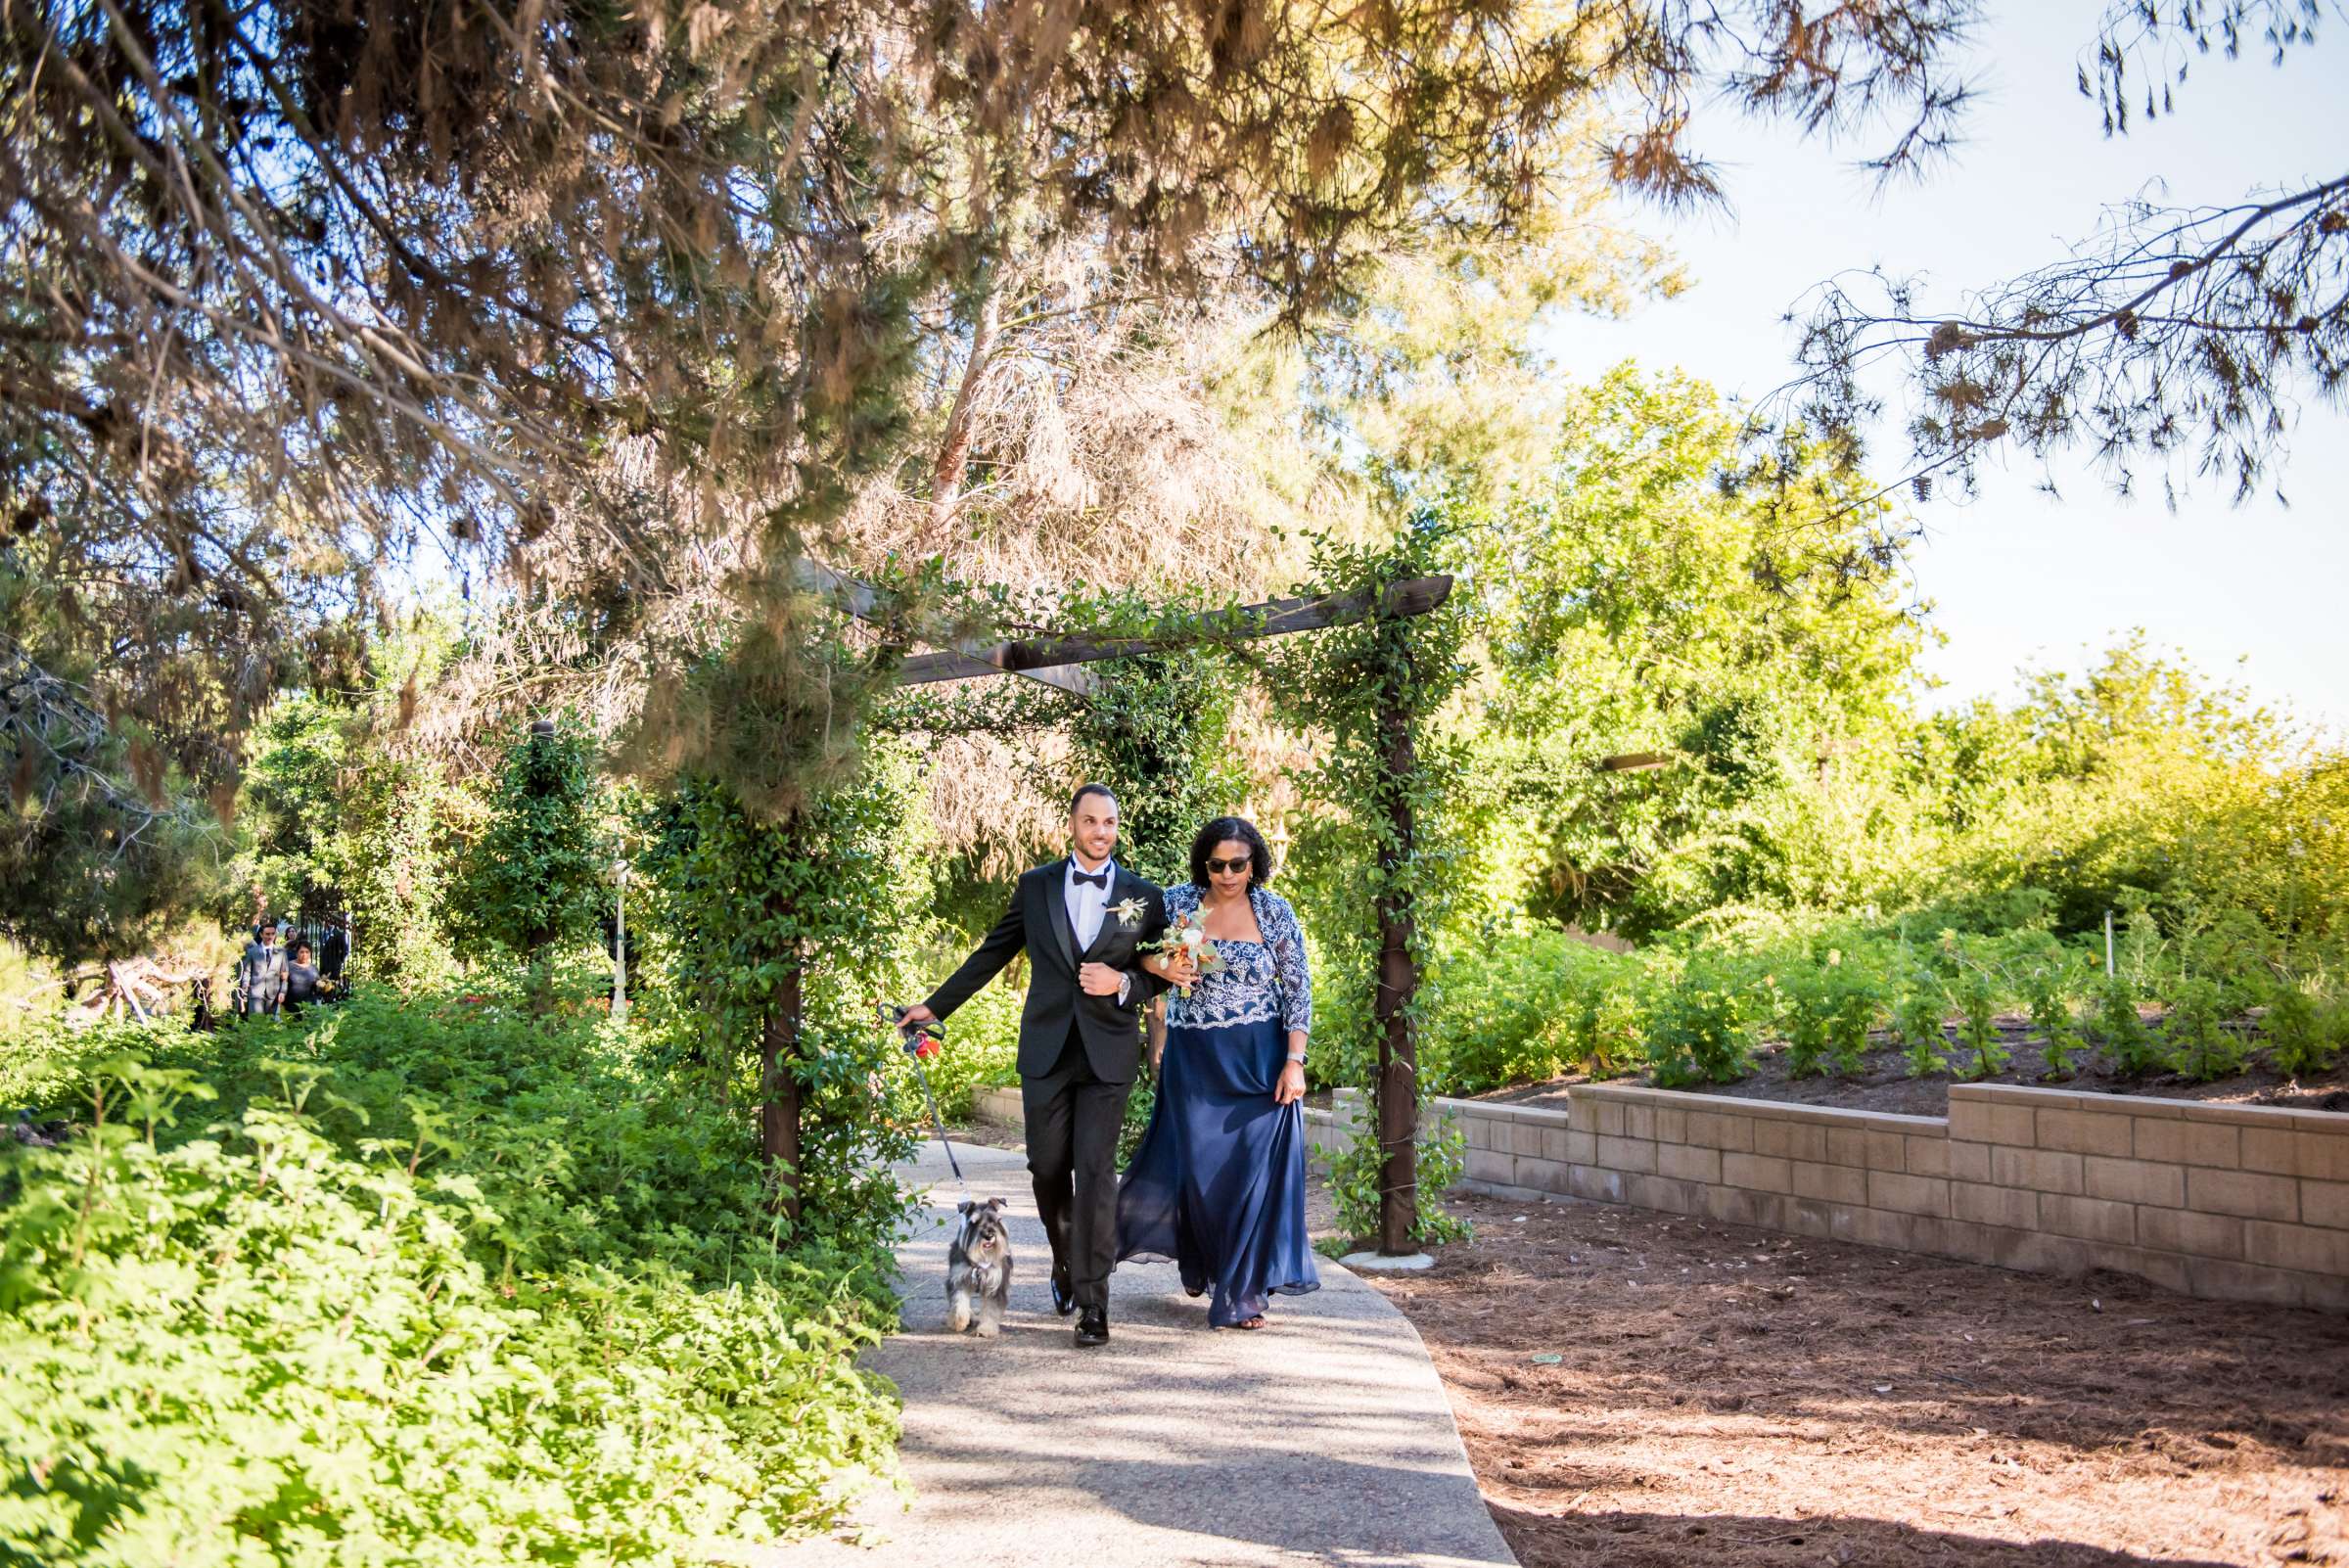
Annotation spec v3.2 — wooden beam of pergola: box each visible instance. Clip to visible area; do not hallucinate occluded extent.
[891,575,1454,687]
[793,559,1104,697]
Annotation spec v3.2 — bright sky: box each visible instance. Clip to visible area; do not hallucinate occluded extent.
[1539,2,2349,734]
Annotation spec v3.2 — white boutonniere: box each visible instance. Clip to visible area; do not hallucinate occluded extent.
[1112,897,1145,927]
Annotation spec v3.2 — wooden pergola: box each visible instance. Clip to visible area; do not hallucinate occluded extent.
[788,563,1456,1254]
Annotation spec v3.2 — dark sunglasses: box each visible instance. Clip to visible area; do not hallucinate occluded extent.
[1205,854,1253,875]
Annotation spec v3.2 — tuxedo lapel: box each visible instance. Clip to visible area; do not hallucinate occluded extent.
[1081,867,1137,960]
[1039,858,1079,972]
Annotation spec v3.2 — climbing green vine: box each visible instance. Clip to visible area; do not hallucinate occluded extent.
[1270,518,1477,1248]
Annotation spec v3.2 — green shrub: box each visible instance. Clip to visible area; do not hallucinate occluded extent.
[1821,957,1886,1078]
[2015,946,2088,1080]
[1776,952,1884,1080]
[1951,964,2009,1081]
[1576,977,1646,1079]
[2166,976,2247,1082]
[2096,975,2163,1075]
[2180,908,2280,1015]
[1890,981,1948,1078]
[1777,966,1834,1080]
[913,978,1022,1124]
[2263,976,2345,1080]
[1430,928,1628,1095]
[1645,960,1756,1087]
[0,988,902,1565]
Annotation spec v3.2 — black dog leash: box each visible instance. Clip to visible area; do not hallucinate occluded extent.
[879,1002,968,1195]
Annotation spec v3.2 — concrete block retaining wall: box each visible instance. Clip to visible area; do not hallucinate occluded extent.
[979,1079,2348,1312]
[971,1084,1024,1127]
[1347,1083,2347,1312]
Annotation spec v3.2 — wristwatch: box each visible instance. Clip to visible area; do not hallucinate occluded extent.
[1285,1050,1307,1065]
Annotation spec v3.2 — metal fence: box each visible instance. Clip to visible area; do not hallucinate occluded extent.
[274,916,350,978]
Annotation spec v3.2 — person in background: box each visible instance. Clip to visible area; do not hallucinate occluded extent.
[245,921,289,1017]
[317,919,349,985]
[236,923,271,1016]
[284,942,321,1016]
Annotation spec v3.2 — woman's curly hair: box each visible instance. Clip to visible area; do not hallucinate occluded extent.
[1188,815,1275,890]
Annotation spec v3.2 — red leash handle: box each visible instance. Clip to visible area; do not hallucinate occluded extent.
[876,1000,944,1056]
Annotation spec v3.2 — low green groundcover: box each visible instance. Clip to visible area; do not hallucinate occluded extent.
[0,989,900,1566]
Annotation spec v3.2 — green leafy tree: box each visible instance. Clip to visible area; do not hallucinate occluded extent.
[638,755,927,1250]
[335,747,461,990]
[232,696,351,925]
[1909,643,2349,943]
[0,644,221,964]
[1063,652,1248,889]
[449,720,607,1003]
[1473,365,1927,939]
[225,668,461,992]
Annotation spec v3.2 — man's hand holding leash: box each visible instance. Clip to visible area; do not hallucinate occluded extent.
[881,1001,962,1190]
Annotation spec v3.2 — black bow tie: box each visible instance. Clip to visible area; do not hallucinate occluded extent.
[1072,869,1109,890]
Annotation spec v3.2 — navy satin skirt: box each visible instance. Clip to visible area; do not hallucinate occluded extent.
[1115,1016,1320,1326]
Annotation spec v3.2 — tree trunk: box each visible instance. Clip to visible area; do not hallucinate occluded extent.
[927,281,999,535]
[760,957,805,1227]
[525,919,555,1016]
[1373,670,1419,1255]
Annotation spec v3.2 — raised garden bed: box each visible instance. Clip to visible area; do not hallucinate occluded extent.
[1473,1017,2349,1120]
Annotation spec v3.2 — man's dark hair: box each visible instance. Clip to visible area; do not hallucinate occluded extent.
[1069,782,1118,815]
[1189,816,1275,890]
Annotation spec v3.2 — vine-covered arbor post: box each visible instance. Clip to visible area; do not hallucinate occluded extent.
[1371,630,1422,1253]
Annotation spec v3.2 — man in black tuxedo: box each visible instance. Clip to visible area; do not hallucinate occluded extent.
[900,783,1192,1347]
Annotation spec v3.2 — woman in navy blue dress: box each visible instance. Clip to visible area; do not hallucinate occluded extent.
[1116,816,1319,1329]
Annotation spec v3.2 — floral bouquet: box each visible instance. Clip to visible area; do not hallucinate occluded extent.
[1143,909,1221,998]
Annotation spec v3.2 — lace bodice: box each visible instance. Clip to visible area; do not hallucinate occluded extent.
[1163,884,1313,1035]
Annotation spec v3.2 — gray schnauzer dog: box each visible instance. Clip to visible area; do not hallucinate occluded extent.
[946,1197,1014,1338]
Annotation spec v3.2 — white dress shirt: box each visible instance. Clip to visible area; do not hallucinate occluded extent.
[1065,855,1129,1002]
[1065,854,1116,950]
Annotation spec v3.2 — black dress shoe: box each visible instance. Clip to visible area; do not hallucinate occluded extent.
[1074,1306,1109,1347]
[1050,1266,1076,1316]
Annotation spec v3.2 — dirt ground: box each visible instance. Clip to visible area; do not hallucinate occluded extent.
[951,1115,2349,1565]
[1477,1022,2349,1120]
[1362,1188,2349,1568]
